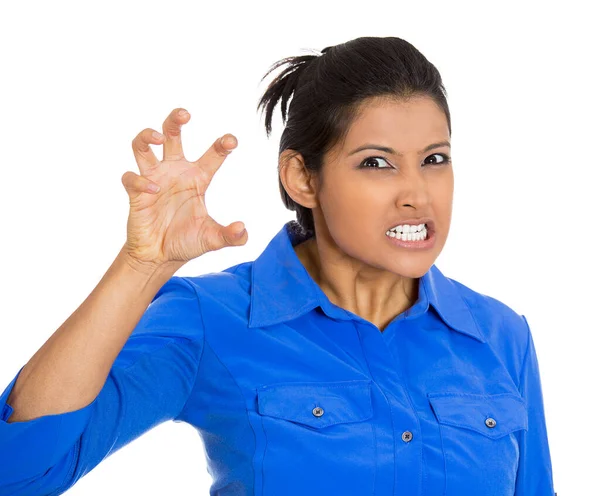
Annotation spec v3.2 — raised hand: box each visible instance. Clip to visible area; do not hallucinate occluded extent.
[121,108,247,272]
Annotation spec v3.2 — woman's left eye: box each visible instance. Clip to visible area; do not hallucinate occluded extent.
[424,153,451,166]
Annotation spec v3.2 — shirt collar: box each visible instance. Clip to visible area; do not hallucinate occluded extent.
[249,221,484,343]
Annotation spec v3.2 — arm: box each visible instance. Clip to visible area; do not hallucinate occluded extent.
[0,246,202,495]
[514,314,556,495]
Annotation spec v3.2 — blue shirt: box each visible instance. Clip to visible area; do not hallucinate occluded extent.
[0,221,555,495]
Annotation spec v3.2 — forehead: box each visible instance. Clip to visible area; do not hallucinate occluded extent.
[344,96,449,148]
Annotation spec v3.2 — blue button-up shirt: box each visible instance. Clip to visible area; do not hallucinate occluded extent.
[0,221,555,495]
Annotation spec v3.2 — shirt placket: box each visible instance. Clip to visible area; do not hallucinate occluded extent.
[353,319,424,496]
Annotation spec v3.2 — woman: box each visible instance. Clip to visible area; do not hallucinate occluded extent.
[0,37,555,495]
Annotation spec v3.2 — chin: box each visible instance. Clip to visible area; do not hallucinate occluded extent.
[391,261,433,279]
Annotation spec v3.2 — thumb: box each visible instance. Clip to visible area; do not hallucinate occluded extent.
[223,222,247,246]
[201,218,248,253]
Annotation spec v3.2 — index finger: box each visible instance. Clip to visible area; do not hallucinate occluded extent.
[131,128,164,173]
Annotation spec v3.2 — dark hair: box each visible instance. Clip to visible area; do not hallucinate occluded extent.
[256,36,451,239]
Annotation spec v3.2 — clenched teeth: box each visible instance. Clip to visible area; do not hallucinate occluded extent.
[386,224,428,241]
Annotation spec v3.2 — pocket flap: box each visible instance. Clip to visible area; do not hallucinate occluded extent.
[427,392,528,439]
[257,379,373,429]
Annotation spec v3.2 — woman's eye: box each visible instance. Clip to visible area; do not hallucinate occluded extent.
[359,156,391,169]
[424,153,451,166]
[359,153,451,169]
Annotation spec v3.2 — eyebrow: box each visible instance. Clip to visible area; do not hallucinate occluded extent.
[348,140,451,157]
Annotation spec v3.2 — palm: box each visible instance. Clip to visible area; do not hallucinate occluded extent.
[124,108,246,266]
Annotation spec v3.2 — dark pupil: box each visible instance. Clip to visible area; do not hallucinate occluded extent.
[365,158,380,168]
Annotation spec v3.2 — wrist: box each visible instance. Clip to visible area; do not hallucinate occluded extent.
[117,244,184,279]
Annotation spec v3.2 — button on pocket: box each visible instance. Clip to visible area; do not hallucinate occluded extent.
[312,406,324,417]
[427,392,528,496]
[257,379,375,494]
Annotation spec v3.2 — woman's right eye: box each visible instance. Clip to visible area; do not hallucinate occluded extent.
[359,156,391,169]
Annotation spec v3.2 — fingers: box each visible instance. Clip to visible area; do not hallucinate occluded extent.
[162,108,190,161]
[131,128,164,173]
[121,171,161,198]
[192,133,238,179]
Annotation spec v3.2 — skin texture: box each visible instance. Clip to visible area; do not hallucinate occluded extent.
[279,95,453,332]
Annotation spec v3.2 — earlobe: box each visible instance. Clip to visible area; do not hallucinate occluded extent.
[279,150,318,208]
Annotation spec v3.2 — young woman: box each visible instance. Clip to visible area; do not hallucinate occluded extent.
[0,36,556,495]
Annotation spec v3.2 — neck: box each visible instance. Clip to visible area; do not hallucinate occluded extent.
[293,236,418,331]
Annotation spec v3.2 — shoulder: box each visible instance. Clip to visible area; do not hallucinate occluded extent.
[448,276,527,331]
[176,261,253,322]
[181,261,252,299]
[131,262,253,347]
[445,275,530,368]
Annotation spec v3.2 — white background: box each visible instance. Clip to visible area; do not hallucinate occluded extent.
[1,0,597,494]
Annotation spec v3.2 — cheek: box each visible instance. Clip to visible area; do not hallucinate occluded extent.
[431,175,454,238]
[320,179,387,225]
[430,170,454,204]
[322,190,394,257]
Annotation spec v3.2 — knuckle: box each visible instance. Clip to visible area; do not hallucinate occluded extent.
[163,120,181,136]
[132,129,153,151]
[141,128,155,145]
[163,109,185,134]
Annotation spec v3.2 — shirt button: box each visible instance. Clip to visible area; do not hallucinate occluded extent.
[485,417,497,428]
[402,431,413,442]
[312,406,324,417]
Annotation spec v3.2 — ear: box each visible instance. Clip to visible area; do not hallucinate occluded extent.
[279,149,319,209]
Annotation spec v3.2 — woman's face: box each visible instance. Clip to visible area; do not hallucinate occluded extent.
[313,95,453,279]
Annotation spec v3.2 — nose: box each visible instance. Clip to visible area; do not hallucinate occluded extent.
[393,166,429,210]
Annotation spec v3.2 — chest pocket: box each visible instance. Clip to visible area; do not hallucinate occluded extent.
[256,379,375,495]
[427,392,528,496]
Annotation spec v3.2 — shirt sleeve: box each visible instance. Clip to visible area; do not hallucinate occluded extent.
[514,314,556,496]
[0,276,204,496]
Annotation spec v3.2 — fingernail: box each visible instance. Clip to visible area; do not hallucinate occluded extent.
[178,109,189,117]
[234,228,246,238]
[152,131,164,140]
[148,183,161,192]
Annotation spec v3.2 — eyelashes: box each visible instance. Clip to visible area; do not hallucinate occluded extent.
[359,153,452,169]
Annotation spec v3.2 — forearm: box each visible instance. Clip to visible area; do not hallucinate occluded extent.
[5,244,184,422]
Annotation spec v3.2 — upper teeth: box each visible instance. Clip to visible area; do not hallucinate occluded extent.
[390,223,426,233]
